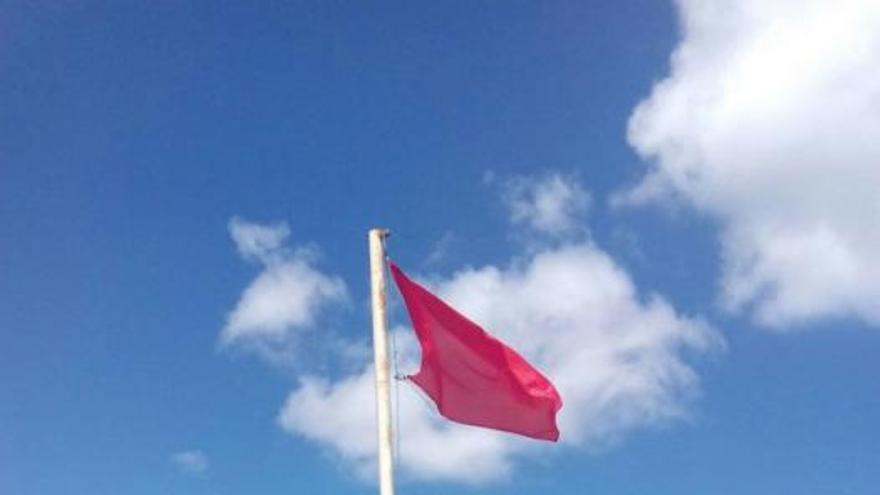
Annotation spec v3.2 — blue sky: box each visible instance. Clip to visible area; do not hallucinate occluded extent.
[2,1,879,494]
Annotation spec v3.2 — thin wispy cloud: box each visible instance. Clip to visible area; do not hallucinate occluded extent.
[424,231,457,266]
[170,450,209,475]
[618,0,880,328]
[501,173,591,240]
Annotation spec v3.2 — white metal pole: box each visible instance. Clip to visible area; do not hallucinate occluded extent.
[369,228,395,495]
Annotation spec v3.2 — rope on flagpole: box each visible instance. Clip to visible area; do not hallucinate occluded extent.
[392,340,402,469]
[382,233,404,470]
[401,375,438,416]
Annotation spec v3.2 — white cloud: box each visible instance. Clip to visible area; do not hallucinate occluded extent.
[170,450,209,475]
[229,217,291,263]
[278,241,721,483]
[620,0,880,327]
[502,174,590,238]
[221,217,348,347]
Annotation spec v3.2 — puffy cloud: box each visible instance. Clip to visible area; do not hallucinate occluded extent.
[278,240,720,483]
[221,217,347,347]
[502,174,590,239]
[279,349,515,483]
[620,0,880,327]
[170,450,209,475]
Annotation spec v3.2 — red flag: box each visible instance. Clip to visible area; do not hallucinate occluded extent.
[389,262,562,441]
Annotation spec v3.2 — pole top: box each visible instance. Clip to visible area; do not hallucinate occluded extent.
[369,228,391,238]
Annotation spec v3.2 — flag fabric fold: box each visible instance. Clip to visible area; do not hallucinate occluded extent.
[389,261,562,441]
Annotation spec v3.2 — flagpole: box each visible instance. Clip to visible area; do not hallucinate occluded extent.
[368,228,395,495]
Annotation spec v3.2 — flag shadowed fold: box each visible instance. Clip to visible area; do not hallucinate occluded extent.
[389,261,562,441]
